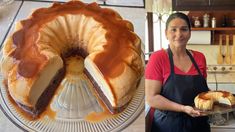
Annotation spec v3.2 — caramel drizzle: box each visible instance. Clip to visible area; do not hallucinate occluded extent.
[11,1,142,101]
[198,90,231,100]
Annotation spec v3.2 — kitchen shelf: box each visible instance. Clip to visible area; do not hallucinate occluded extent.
[192,27,235,31]
[191,27,235,45]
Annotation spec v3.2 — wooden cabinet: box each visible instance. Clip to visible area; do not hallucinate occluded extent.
[173,0,235,11]
[173,0,208,11]
[210,0,235,10]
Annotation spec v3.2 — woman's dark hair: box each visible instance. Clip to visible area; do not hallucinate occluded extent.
[166,12,191,30]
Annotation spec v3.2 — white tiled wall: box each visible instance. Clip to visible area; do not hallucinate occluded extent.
[208,83,235,94]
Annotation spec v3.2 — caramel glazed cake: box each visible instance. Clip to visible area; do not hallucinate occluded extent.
[0,1,144,118]
[194,91,235,110]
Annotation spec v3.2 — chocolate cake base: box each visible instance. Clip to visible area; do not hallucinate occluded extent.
[15,67,65,119]
[84,69,129,114]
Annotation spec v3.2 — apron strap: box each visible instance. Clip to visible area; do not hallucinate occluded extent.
[167,47,203,77]
[186,50,203,77]
[167,48,175,74]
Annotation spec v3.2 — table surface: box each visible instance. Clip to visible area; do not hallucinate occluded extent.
[0,0,145,131]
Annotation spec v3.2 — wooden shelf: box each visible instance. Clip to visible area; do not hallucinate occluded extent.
[188,11,235,45]
[192,27,235,31]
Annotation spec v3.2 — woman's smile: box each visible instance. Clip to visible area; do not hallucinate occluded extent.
[166,18,191,48]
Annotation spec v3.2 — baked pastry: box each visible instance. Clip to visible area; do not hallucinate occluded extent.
[0,1,143,117]
[194,91,235,110]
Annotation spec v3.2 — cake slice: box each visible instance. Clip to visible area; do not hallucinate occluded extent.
[7,50,64,116]
[84,53,141,113]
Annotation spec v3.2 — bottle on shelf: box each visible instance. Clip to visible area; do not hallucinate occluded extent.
[222,15,227,27]
[212,17,216,28]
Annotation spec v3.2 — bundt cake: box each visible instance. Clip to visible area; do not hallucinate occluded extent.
[0,1,143,117]
[194,91,235,110]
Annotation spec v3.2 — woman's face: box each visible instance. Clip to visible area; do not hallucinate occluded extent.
[165,18,191,48]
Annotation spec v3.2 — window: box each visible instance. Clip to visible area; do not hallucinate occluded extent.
[145,13,171,60]
[145,0,172,60]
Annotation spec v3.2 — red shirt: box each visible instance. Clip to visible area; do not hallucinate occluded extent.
[145,49,207,85]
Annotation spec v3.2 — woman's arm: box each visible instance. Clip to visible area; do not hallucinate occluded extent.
[145,79,202,117]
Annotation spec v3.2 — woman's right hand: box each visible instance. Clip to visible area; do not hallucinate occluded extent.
[181,105,201,117]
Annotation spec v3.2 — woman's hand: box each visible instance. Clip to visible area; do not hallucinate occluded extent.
[181,105,202,117]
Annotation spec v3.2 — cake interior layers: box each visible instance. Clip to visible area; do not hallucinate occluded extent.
[15,67,65,118]
[84,69,127,114]
[8,48,123,118]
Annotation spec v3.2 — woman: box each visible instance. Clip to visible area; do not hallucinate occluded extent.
[145,12,210,132]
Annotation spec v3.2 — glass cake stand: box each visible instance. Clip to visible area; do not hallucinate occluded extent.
[0,55,145,132]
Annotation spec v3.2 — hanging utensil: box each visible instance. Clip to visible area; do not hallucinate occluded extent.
[232,35,235,64]
[225,35,231,64]
[217,35,224,64]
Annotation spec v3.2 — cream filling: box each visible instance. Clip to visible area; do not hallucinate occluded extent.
[28,54,63,107]
[8,51,63,108]
[84,56,116,107]
[217,98,232,105]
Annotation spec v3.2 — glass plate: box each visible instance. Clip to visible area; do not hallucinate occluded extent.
[0,54,144,132]
[194,104,235,115]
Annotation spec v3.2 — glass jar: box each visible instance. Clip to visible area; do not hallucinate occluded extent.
[203,13,210,27]
[193,16,201,27]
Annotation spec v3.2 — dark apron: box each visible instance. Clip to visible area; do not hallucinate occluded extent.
[151,48,210,132]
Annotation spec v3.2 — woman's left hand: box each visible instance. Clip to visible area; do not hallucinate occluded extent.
[182,105,203,117]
